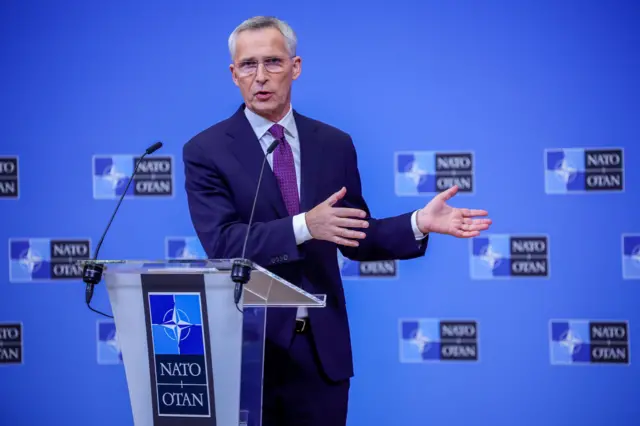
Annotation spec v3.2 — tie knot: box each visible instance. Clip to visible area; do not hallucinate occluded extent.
[268,123,285,140]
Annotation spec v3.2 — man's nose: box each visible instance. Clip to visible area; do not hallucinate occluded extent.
[255,63,268,83]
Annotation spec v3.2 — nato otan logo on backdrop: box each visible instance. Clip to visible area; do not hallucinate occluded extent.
[93,154,174,199]
[0,323,23,365]
[165,237,207,260]
[8,238,91,282]
[97,320,122,365]
[147,293,212,417]
[395,151,474,195]
[622,234,640,279]
[549,320,630,365]
[544,147,624,193]
[399,318,479,362]
[470,234,549,279]
[337,250,397,279]
[0,156,19,199]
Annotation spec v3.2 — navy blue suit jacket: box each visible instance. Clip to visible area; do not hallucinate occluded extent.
[183,104,428,381]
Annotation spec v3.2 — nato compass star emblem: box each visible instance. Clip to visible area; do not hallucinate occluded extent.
[19,247,43,274]
[632,245,640,267]
[403,159,427,187]
[161,307,193,342]
[105,327,120,355]
[559,329,583,355]
[479,244,502,269]
[410,328,430,354]
[100,162,127,190]
[177,245,199,259]
[554,158,577,184]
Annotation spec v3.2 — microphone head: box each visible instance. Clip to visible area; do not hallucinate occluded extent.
[266,139,280,154]
[146,141,163,155]
[230,258,252,285]
[82,262,104,285]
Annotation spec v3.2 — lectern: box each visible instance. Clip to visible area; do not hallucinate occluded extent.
[84,259,326,426]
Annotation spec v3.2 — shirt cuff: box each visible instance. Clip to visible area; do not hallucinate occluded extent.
[411,210,428,240]
[293,213,313,245]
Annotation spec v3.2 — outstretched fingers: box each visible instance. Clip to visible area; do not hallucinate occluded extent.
[457,229,481,238]
[461,208,489,217]
[462,217,492,225]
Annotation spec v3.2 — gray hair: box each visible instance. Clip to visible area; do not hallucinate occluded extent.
[228,16,297,59]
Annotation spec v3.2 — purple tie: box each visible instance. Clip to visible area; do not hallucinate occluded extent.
[268,124,300,216]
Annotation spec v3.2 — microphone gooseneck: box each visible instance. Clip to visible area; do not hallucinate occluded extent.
[231,139,280,312]
[82,141,164,318]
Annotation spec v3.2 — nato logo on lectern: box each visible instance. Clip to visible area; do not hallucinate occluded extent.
[399,319,479,362]
[544,147,624,194]
[622,234,640,279]
[147,293,212,417]
[166,237,207,260]
[97,320,122,365]
[549,320,630,365]
[470,234,549,279]
[8,238,91,282]
[395,151,474,195]
[0,323,23,365]
[337,250,397,279]
[0,156,19,199]
[92,154,174,199]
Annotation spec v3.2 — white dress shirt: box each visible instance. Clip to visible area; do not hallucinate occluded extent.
[243,104,427,318]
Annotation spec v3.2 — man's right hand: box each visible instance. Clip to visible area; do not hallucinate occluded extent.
[304,187,369,247]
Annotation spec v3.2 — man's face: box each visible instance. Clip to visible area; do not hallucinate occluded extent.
[230,27,301,122]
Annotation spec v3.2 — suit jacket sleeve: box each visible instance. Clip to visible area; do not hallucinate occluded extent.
[338,136,428,262]
[183,140,302,266]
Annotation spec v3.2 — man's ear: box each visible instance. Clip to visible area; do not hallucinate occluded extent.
[292,56,302,80]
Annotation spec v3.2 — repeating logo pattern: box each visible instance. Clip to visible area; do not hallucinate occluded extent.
[8,238,91,282]
[0,323,23,365]
[470,234,549,279]
[544,148,624,194]
[399,319,479,362]
[97,320,122,365]
[395,151,474,195]
[148,293,211,417]
[549,320,630,365]
[93,154,174,199]
[1,139,636,425]
[0,156,19,199]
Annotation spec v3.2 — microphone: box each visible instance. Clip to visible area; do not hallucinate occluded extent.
[146,141,163,155]
[231,138,280,310]
[82,141,164,318]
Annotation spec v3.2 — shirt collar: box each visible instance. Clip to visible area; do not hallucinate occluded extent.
[244,103,298,140]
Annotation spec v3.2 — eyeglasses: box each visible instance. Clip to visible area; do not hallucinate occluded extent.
[235,57,292,76]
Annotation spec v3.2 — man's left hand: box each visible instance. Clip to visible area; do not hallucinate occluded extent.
[416,185,492,238]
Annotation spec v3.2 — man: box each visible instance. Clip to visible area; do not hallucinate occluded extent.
[183,15,492,426]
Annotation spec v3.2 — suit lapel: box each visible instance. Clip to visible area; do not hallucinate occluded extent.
[226,105,288,218]
[295,111,323,212]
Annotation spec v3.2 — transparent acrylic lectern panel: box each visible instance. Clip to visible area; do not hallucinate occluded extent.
[80,259,325,426]
[86,259,327,307]
[240,305,267,426]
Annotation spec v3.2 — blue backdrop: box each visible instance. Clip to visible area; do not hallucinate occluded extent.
[1,1,639,425]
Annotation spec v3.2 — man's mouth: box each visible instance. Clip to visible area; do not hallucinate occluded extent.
[255,91,273,100]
